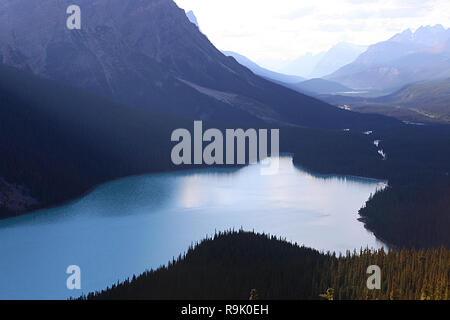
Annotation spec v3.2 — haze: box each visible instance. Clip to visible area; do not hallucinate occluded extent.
[174,0,450,70]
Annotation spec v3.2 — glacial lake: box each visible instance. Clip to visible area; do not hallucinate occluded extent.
[0,157,387,299]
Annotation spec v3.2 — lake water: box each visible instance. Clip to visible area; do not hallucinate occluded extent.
[0,157,387,299]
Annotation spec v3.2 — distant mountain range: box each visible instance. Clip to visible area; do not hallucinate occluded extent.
[222,52,353,95]
[278,52,326,79]
[222,51,305,84]
[279,42,367,78]
[195,11,304,84]
[326,25,450,92]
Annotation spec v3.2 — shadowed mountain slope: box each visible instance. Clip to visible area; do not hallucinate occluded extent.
[320,78,450,123]
[0,64,185,217]
[374,78,450,122]
[0,0,399,131]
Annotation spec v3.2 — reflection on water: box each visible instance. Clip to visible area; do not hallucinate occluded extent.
[0,157,386,299]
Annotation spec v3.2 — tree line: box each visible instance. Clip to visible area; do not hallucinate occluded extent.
[83,231,449,300]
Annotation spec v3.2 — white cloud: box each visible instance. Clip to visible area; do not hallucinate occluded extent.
[174,0,450,68]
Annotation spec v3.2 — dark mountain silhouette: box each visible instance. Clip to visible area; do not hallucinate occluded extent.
[0,0,398,131]
[326,25,450,92]
[0,64,188,217]
[223,51,305,84]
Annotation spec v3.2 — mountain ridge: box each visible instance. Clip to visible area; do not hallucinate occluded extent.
[320,78,450,123]
[326,25,450,91]
[222,50,305,84]
[279,42,367,78]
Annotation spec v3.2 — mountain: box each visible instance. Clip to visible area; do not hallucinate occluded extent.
[295,78,353,95]
[279,52,326,78]
[390,24,450,47]
[309,42,367,78]
[222,51,305,84]
[373,78,450,122]
[326,25,450,91]
[0,0,397,131]
[185,10,199,28]
[279,42,366,78]
[379,77,450,105]
[321,78,450,123]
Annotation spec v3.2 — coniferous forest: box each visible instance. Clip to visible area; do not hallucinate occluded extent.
[84,231,449,300]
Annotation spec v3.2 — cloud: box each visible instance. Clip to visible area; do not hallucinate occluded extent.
[279,7,315,20]
[377,7,430,18]
[340,5,433,19]
[174,0,450,64]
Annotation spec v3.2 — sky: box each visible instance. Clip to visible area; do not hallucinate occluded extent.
[174,0,450,70]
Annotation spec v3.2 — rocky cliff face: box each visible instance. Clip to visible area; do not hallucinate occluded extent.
[0,0,246,115]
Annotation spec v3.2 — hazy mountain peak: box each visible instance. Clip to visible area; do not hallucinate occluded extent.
[326,24,450,91]
[279,42,366,78]
[417,24,445,32]
[185,10,199,28]
[389,25,450,47]
[309,42,367,78]
[389,28,413,42]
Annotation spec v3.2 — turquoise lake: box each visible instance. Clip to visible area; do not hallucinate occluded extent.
[0,157,387,299]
